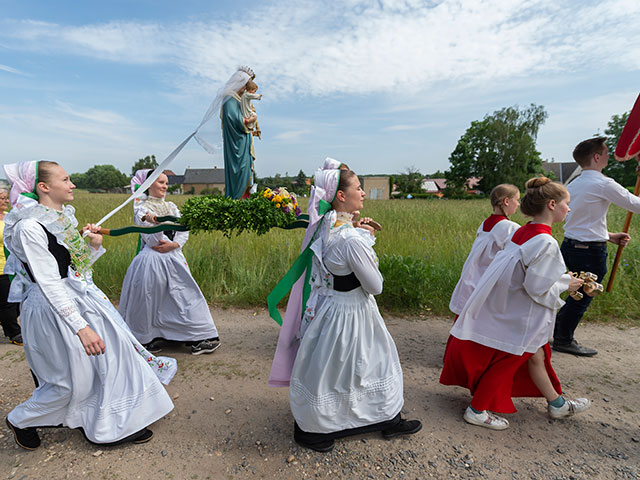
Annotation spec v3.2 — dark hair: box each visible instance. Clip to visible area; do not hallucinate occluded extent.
[520,176,567,216]
[246,80,258,92]
[490,184,519,216]
[573,137,606,167]
[336,169,358,194]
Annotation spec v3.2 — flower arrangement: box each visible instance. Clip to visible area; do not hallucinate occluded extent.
[179,188,305,238]
[262,187,302,217]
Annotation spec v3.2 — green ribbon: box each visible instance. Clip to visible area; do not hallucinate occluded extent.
[106,223,188,237]
[267,199,332,326]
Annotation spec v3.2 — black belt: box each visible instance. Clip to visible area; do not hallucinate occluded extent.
[333,272,361,292]
[565,238,607,248]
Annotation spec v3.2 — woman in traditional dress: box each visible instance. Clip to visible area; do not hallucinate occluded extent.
[440,177,590,430]
[0,181,22,346]
[271,159,421,452]
[3,161,175,450]
[119,169,220,355]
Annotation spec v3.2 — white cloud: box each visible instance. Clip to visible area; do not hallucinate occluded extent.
[273,129,312,142]
[0,64,25,75]
[1,0,638,98]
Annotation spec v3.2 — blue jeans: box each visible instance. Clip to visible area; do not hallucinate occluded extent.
[554,238,608,344]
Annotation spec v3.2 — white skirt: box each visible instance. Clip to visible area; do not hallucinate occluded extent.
[8,282,175,443]
[119,246,218,344]
[289,287,404,434]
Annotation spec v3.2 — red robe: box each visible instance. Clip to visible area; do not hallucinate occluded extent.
[440,223,562,413]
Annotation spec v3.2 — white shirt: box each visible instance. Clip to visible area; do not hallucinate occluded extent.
[449,217,519,315]
[564,170,640,242]
[451,228,571,356]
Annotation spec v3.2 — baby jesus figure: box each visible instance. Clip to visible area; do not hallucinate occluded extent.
[241,80,262,139]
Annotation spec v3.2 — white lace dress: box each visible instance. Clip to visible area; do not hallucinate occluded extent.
[4,205,175,443]
[119,197,218,343]
[289,219,404,434]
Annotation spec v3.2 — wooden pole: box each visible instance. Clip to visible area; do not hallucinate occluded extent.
[606,166,640,292]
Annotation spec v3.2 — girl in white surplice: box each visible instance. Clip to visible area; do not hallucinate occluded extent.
[276,160,421,452]
[119,169,220,355]
[3,161,175,450]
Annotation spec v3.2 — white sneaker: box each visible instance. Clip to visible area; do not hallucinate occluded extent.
[548,398,590,419]
[463,406,509,430]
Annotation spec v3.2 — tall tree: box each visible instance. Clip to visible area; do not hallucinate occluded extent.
[446,104,548,193]
[131,154,158,176]
[85,165,130,190]
[395,166,424,194]
[294,169,308,195]
[601,112,635,187]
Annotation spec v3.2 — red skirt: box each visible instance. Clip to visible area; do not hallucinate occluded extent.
[439,336,561,414]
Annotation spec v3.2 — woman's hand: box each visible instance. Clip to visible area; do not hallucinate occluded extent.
[81,224,103,250]
[152,239,179,253]
[567,272,584,292]
[77,326,106,356]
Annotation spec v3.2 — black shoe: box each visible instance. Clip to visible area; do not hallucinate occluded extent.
[381,419,422,439]
[552,340,597,357]
[191,340,220,355]
[9,334,23,346]
[132,428,153,444]
[294,437,335,452]
[6,417,40,450]
[143,339,163,353]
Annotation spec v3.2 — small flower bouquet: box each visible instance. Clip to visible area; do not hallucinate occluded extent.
[179,188,305,237]
[262,187,302,217]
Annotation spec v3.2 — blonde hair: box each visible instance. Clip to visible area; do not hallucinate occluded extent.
[520,176,568,216]
[246,80,258,92]
[490,184,519,217]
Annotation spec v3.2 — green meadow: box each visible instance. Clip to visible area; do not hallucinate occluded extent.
[73,191,640,323]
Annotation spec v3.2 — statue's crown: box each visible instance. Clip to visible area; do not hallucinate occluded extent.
[238,65,255,78]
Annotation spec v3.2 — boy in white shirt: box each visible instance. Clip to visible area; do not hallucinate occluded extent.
[553,137,640,356]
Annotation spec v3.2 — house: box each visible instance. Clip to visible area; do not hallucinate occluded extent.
[542,161,581,185]
[421,178,447,197]
[362,176,390,200]
[182,167,226,195]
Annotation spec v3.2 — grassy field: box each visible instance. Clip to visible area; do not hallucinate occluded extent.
[72,191,640,323]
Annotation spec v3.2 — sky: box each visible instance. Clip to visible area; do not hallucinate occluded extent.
[1,0,639,179]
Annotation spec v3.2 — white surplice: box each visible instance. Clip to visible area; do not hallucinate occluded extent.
[119,197,218,344]
[289,219,403,434]
[449,218,519,315]
[6,216,175,443]
[451,230,572,356]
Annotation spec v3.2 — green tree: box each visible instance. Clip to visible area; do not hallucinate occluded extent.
[394,166,424,195]
[131,154,158,176]
[70,172,89,189]
[293,169,308,195]
[601,112,636,187]
[446,104,548,193]
[85,165,130,190]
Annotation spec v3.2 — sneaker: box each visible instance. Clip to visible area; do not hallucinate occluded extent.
[143,339,163,353]
[191,340,220,355]
[548,398,590,419]
[382,418,423,439]
[9,334,23,346]
[463,406,509,430]
[6,417,40,450]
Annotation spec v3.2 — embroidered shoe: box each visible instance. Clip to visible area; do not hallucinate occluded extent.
[191,340,220,355]
[9,334,23,346]
[6,417,40,450]
[463,406,509,430]
[548,398,590,419]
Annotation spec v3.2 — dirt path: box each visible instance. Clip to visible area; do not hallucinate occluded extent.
[1,309,638,479]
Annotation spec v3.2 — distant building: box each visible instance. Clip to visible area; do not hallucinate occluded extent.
[542,161,581,185]
[362,176,390,200]
[182,167,226,195]
[421,178,447,197]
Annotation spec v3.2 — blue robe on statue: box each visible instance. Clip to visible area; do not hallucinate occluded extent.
[221,94,254,199]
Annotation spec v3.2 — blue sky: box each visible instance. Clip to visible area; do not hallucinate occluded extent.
[1,0,639,178]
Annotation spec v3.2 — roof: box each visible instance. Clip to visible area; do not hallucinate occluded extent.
[541,162,580,184]
[168,175,184,185]
[164,169,177,176]
[183,168,225,184]
[421,178,447,192]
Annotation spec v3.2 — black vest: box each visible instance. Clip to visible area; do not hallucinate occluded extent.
[23,223,72,283]
[332,272,361,292]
